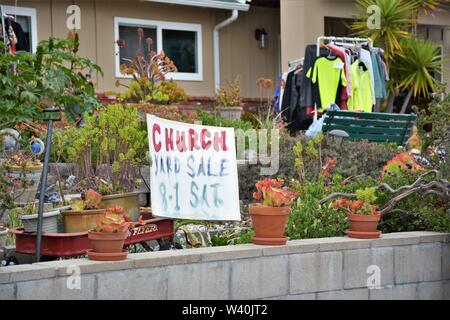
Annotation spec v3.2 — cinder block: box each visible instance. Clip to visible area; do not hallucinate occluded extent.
[54,275,95,300]
[285,293,316,300]
[36,257,134,276]
[230,256,289,299]
[317,288,369,300]
[0,264,55,284]
[394,243,441,284]
[262,240,318,256]
[443,243,450,280]
[96,270,135,300]
[195,244,262,262]
[0,284,15,300]
[17,279,56,300]
[372,232,420,248]
[369,284,417,300]
[168,261,230,300]
[134,267,167,300]
[290,251,342,294]
[408,231,447,244]
[129,250,201,268]
[417,282,443,300]
[312,237,371,251]
[444,281,450,300]
[343,248,394,289]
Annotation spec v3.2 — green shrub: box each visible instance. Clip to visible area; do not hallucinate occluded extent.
[238,130,400,204]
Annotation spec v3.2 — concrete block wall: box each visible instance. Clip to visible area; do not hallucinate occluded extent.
[0,232,449,300]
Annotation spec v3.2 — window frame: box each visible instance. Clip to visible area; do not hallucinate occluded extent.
[114,16,203,81]
[1,5,38,53]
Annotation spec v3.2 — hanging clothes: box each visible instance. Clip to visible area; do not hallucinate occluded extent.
[306,56,347,113]
[348,59,373,113]
[359,48,376,106]
[326,44,352,110]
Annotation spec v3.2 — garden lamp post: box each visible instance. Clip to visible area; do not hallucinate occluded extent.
[35,105,61,262]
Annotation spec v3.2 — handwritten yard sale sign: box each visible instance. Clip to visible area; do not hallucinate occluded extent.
[147,115,241,221]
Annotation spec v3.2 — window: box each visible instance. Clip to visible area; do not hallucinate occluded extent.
[114,17,203,81]
[1,5,37,53]
[324,17,357,37]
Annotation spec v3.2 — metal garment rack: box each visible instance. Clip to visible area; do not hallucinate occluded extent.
[316,36,373,57]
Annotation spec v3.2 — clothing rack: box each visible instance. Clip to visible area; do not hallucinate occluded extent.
[288,57,304,69]
[316,36,373,57]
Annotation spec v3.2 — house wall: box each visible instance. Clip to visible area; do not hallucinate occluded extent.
[0,232,449,300]
[280,0,450,93]
[1,0,280,98]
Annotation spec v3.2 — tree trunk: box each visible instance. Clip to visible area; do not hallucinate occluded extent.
[385,92,396,113]
[400,87,414,114]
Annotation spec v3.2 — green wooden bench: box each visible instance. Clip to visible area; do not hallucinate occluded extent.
[322,111,417,145]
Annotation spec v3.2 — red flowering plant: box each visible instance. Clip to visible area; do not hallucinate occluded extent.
[253,178,299,207]
[94,206,132,233]
[330,188,380,216]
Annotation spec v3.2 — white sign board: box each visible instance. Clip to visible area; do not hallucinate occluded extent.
[147,115,241,221]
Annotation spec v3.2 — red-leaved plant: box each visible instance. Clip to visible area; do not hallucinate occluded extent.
[253,178,299,207]
[331,199,380,216]
[94,206,133,233]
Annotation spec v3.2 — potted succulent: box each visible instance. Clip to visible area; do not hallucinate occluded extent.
[87,206,131,261]
[249,178,299,245]
[61,189,105,232]
[331,188,381,239]
[216,76,243,120]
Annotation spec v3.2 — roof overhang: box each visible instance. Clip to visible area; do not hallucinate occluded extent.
[141,0,250,11]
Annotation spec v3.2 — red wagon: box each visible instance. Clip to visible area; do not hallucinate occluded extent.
[10,215,174,258]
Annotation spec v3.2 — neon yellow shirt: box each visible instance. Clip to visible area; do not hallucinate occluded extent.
[306,57,347,112]
[348,60,374,113]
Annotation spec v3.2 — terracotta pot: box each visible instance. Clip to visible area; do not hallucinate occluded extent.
[88,230,128,254]
[347,212,381,239]
[99,192,141,221]
[62,209,105,233]
[87,249,128,261]
[249,204,290,245]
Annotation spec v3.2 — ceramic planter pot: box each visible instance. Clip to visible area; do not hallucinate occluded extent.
[346,212,381,239]
[87,230,128,261]
[99,192,141,221]
[0,226,8,249]
[62,209,105,233]
[249,204,290,245]
[217,106,243,120]
[20,210,60,233]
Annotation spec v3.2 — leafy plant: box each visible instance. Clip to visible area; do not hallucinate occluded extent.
[413,86,450,152]
[391,38,447,113]
[120,79,187,104]
[0,35,103,128]
[216,76,242,107]
[56,104,147,193]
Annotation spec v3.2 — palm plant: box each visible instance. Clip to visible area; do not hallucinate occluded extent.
[391,38,447,113]
[352,0,415,62]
